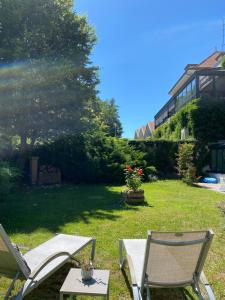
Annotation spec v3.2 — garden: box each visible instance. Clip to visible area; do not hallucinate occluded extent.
[0,94,223,299]
[0,0,225,299]
[0,180,225,299]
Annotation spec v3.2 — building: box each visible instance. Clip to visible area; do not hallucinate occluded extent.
[154,51,225,128]
[134,121,155,139]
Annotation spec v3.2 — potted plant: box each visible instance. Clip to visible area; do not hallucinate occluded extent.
[122,165,144,203]
[80,260,94,281]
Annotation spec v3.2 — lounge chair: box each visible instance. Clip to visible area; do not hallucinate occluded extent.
[119,230,215,300]
[0,224,96,300]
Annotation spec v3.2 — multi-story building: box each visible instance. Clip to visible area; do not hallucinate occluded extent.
[154,51,225,128]
[134,121,155,139]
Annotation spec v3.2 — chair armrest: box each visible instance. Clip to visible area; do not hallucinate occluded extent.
[29,251,74,280]
[132,285,142,300]
[17,244,30,251]
[127,254,138,285]
[200,272,215,300]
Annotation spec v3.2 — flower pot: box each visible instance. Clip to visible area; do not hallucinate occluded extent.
[122,189,145,204]
[81,268,94,281]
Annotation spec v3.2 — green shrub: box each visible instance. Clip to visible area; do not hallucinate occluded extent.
[145,166,158,182]
[32,133,146,184]
[176,143,196,184]
[129,140,181,175]
[124,166,143,191]
[0,161,20,201]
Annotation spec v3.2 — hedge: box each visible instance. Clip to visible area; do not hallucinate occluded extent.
[31,133,146,184]
[129,140,208,176]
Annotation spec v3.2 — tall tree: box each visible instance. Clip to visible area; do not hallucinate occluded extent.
[99,99,123,137]
[0,0,99,150]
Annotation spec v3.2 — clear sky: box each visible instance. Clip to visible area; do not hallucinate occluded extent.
[75,0,225,138]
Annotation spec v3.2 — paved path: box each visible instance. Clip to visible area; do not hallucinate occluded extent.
[195,182,225,193]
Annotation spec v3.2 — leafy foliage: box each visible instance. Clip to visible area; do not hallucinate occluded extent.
[98,99,123,137]
[129,139,207,177]
[152,100,199,140]
[0,161,21,201]
[0,0,99,150]
[32,133,145,184]
[152,97,225,143]
[129,140,181,175]
[177,143,196,184]
[192,98,225,143]
[124,165,143,191]
[145,166,158,182]
[83,98,123,138]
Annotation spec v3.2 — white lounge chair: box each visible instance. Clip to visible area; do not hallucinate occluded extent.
[0,224,96,300]
[119,230,215,300]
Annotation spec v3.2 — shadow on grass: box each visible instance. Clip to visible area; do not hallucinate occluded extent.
[0,184,138,234]
[125,200,153,208]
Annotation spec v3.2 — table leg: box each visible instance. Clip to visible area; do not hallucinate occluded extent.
[106,286,109,300]
[60,292,63,300]
[91,238,96,262]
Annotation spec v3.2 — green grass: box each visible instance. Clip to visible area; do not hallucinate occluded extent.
[0,180,225,299]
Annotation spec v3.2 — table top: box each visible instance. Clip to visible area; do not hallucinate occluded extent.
[60,268,110,296]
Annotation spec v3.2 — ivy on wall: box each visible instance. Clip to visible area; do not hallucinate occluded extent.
[152,98,225,143]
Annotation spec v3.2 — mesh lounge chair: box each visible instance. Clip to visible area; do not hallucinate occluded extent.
[119,230,215,300]
[0,224,96,300]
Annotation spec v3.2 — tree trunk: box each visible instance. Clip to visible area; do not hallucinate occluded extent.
[30,136,36,149]
[20,134,27,152]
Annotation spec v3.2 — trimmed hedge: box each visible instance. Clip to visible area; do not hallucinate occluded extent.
[32,134,146,184]
[129,140,208,176]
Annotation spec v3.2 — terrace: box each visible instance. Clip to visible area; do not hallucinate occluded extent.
[155,52,225,128]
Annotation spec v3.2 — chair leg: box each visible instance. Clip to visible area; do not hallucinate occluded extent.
[200,272,215,300]
[192,281,204,300]
[4,272,20,300]
[90,239,96,263]
[146,286,152,300]
[132,285,142,300]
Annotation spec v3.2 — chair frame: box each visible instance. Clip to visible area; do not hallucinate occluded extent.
[119,230,215,300]
[0,225,96,300]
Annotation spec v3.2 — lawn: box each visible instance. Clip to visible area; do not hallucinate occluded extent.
[0,180,225,299]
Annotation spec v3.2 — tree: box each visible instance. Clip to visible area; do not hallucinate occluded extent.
[98,99,123,137]
[81,98,123,138]
[176,143,196,184]
[0,0,99,150]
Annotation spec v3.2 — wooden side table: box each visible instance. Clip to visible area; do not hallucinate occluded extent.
[60,268,110,299]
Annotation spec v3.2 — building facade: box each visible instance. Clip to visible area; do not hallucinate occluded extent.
[154,51,225,128]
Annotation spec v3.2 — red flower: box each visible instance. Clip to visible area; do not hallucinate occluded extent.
[125,165,132,172]
[138,169,143,176]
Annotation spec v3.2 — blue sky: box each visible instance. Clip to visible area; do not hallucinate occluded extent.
[75,0,225,138]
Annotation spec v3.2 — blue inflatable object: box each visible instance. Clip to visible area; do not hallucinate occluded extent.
[202,177,217,184]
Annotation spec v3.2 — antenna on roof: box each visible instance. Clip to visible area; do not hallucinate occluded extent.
[222,17,225,51]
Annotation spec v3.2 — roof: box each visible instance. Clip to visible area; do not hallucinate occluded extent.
[134,126,146,139]
[140,125,146,136]
[198,51,224,68]
[169,51,225,96]
[147,121,155,132]
[134,128,141,139]
[134,121,155,139]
